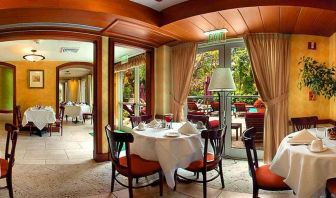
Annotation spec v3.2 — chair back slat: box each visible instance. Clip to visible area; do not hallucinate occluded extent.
[291,116,318,132]
[59,105,65,121]
[242,127,259,185]
[4,123,18,176]
[130,115,152,128]
[187,114,209,128]
[13,106,23,128]
[245,113,265,142]
[105,124,133,171]
[201,126,227,168]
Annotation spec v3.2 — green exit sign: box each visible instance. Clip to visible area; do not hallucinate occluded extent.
[205,29,228,43]
[208,32,225,43]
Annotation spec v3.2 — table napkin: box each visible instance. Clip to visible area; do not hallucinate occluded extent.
[288,129,317,144]
[148,119,159,128]
[178,121,199,135]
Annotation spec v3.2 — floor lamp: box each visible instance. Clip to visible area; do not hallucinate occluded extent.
[208,68,236,129]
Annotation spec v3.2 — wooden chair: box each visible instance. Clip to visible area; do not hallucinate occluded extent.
[83,105,94,124]
[2,123,18,198]
[175,126,227,198]
[105,124,163,198]
[326,178,336,198]
[242,127,291,197]
[13,105,34,135]
[123,104,135,117]
[245,113,265,143]
[49,106,65,136]
[186,114,219,129]
[233,102,248,117]
[129,115,152,128]
[291,116,318,132]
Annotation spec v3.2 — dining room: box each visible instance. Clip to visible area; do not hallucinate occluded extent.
[3,1,336,198]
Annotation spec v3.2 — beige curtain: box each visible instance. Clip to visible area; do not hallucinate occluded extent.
[244,33,290,163]
[114,53,146,73]
[170,42,197,121]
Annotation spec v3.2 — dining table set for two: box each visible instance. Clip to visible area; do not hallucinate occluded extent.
[270,127,336,198]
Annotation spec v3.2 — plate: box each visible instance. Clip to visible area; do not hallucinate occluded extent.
[307,145,328,153]
[136,127,146,131]
[165,132,180,137]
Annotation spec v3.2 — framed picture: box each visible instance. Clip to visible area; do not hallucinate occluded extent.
[28,70,44,88]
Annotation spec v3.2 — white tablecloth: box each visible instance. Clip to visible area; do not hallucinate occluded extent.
[64,104,91,120]
[130,123,203,188]
[270,129,336,198]
[22,107,56,130]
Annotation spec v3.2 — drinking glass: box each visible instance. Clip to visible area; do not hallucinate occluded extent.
[315,127,326,139]
[164,113,173,129]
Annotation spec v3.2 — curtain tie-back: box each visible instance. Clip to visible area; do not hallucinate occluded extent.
[264,93,288,107]
[170,94,184,106]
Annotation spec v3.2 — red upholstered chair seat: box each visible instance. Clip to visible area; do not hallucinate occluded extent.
[208,120,219,129]
[188,111,205,115]
[327,178,336,194]
[118,154,161,177]
[255,165,288,189]
[0,159,8,178]
[186,153,217,172]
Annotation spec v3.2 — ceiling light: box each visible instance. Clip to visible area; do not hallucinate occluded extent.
[204,28,228,36]
[23,49,45,62]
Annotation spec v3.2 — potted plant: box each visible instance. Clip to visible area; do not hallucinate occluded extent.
[298,56,336,99]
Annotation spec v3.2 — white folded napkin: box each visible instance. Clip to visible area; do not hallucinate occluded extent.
[178,121,199,135]
[148,119,159,128]
[288,129,317,144]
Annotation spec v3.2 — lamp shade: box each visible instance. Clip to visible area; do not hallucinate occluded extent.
[208,68,236,91]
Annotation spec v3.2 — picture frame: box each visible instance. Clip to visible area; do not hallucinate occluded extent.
[28,70,44,88]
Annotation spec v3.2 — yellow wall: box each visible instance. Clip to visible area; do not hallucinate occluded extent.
[9,61,66,112]
[288,35,331,119]
[329,33,336,119]
[66,79,79,102]
[154,45,171,116]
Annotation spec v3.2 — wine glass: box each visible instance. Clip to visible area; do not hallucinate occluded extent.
[315,127,326,139]
[164,113,173,129]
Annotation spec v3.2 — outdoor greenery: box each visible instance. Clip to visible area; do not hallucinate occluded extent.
[299,56,336,99]
[189,50,219,96]
[231,48,257,96]
[122,64,146,102]
[189,47,257,104]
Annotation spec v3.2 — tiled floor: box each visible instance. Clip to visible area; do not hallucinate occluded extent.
[0,113,93,164]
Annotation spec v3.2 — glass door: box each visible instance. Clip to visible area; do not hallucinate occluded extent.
[224,41,263,158]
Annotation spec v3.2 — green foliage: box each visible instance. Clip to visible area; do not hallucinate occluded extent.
[189,47,257,98]
[189,50,219,96]
[298,56,336,99]
[231,48,257,96]
[123,69,135,101]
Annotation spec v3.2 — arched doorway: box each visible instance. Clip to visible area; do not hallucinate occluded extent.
[56,62,94,117]
[0,62,16,124]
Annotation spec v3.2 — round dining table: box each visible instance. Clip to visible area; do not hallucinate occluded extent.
[130,123,203,189]
[270,128,336,198]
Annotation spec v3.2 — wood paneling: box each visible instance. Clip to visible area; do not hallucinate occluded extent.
[280,6,301,33]
[104,20,176,47]
[187,15,214,32]
[161,0,336,25]
[238,7,263,33]
[294,8,323,34]
[219,9,248,35]
[201,12,236,36]
[259,6,280,32]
